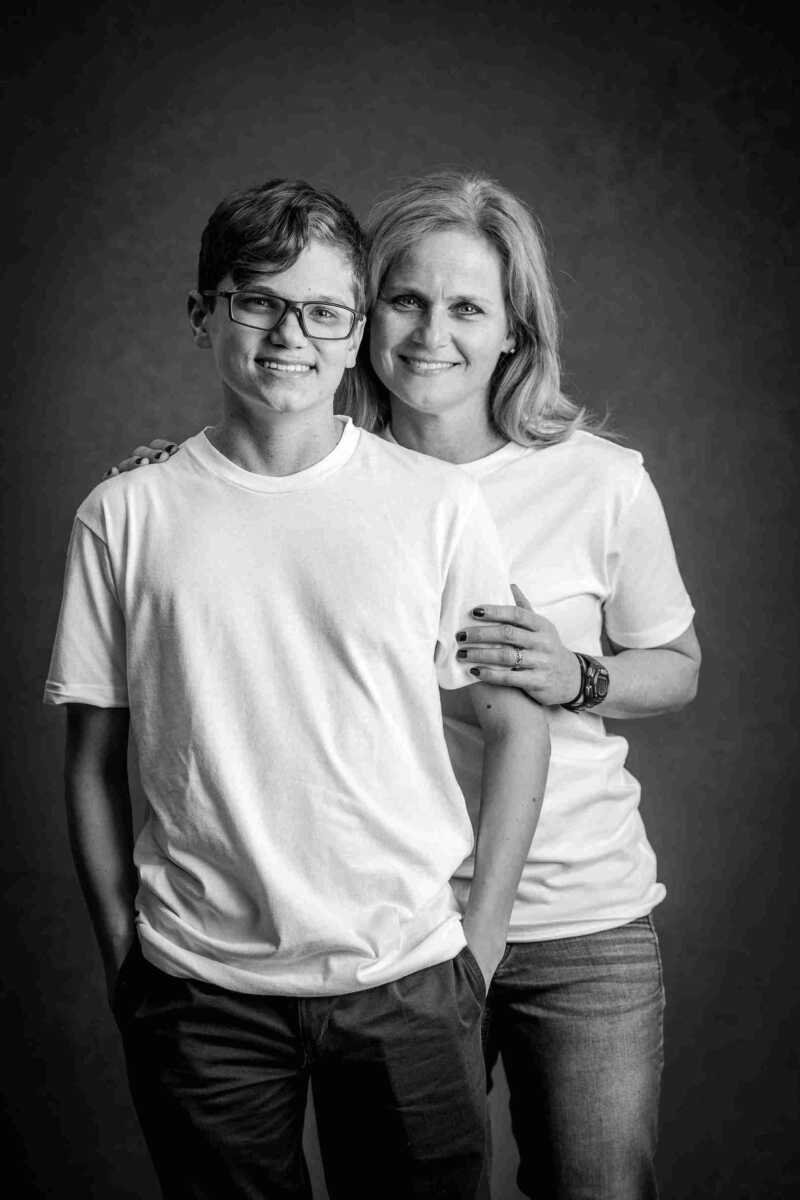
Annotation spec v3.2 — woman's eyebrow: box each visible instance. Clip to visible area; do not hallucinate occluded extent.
[385,281,494,305]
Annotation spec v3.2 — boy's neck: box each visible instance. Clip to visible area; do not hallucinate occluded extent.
[208,404,342,477]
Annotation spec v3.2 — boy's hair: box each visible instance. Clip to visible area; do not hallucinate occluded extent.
[198,179,367,310]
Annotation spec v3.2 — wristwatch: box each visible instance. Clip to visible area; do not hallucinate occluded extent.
[561,652,609,712]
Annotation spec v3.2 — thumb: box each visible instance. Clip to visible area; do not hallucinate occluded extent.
[511,582,533,610]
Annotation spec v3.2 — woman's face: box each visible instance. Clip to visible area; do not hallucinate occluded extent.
[369,228,515,423]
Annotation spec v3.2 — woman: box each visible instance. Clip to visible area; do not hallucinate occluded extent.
[111,172,700,1200]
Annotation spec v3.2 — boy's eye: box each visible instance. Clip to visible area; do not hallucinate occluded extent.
[239,293,281,311]
[307,305,339,321]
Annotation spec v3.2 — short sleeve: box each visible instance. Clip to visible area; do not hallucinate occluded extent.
[604,469,695,648]
[436,485,514,689]
[43,517,128,707]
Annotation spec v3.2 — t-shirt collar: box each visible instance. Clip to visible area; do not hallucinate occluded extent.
[184,415,360,493]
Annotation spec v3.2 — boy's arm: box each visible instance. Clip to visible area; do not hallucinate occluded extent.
[461,682,549,987]
[64,704,138,1004]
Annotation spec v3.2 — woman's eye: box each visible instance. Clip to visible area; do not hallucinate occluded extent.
[455,303,482,316]
[389,294,423,310]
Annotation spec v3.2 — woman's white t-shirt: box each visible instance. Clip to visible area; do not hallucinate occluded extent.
[397,429,695,941]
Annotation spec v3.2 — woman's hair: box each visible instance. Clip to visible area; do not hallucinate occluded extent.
[336,171,598,445]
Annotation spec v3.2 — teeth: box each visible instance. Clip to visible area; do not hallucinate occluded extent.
[261,361,312,373]
[403,360,456,372]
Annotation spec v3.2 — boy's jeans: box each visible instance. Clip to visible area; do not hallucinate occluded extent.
[114,940,487,1199]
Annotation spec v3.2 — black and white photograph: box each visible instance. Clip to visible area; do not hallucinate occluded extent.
[3,1,797,1196]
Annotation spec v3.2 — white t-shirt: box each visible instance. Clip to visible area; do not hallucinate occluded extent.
[45,417,514,995]
[422,430,695,940]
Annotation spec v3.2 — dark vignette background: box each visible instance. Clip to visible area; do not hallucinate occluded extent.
[3,0,798,1195]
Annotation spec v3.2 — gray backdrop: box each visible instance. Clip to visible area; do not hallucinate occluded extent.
[4,0,798,1196]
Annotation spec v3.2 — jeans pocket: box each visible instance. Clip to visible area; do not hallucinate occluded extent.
[111,940,140,1024]
[459,945,488,1007]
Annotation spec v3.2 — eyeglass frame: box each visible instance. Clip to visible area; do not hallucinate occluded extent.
[200,290,364,341]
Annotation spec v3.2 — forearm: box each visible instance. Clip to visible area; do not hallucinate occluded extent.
[65,708,138,979]
[592,643,700,720]
[463,687,549,944]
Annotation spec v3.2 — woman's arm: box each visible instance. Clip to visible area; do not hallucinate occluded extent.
[64,704,138,1002]
[456,584,700,718]
[459,682,549,986]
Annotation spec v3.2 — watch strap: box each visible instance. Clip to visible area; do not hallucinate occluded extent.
[562,652,609,712]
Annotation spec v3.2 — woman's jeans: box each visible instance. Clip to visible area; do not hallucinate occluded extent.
[482,914,664,1200]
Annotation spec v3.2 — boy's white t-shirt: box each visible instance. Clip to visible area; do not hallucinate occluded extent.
[408,429,695,941]
[45,418,515,995]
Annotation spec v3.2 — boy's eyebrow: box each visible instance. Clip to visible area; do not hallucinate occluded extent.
[234,283,356,307]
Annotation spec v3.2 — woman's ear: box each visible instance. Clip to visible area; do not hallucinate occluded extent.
[187,291,212,348]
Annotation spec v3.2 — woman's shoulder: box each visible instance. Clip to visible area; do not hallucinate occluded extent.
[533,429,645,490]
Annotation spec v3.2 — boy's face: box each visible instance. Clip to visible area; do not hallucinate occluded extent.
[189,239,363,419]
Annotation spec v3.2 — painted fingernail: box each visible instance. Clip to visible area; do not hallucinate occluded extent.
[470,667,481,677]
[456,649,467,660]
[472,607,485,618]
[455,631,467,643]
[166,444,177,452]
[135,457,143,465]
[154,451,166,461]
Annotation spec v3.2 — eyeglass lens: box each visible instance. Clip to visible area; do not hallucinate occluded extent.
[231,294,354,339]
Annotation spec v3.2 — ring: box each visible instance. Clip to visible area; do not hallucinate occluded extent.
[513,647,523,670]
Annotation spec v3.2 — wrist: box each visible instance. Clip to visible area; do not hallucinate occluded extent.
[562,652,584,706]
[562,652,610,712]
[462,907,509,946]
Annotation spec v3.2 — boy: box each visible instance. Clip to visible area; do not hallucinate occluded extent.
[45,179,549,1198]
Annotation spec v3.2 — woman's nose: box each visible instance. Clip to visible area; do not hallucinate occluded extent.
[413,307,449,349]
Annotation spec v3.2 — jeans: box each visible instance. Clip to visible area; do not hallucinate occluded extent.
[113,941,487,1199]
[482,915,664,1200]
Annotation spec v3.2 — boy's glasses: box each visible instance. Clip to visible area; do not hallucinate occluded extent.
[203,291,362,341]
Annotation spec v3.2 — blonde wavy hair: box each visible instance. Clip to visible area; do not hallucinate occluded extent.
[336,171,597,445]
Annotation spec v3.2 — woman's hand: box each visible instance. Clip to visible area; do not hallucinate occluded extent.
[456,583,581,706]
[103,439,179,479]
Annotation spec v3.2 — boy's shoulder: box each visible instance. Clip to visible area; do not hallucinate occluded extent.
[358,427,483,503]
[75,434,201,537]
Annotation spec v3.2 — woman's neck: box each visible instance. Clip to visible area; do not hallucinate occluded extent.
[389,400,507,465]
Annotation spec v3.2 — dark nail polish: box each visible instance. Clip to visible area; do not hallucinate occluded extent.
[135,457,143,465]
[472,607,485,618]
[166,444,177,452]
[470,667,481,677]
[455,631,466,643]
[456,649,467,660]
